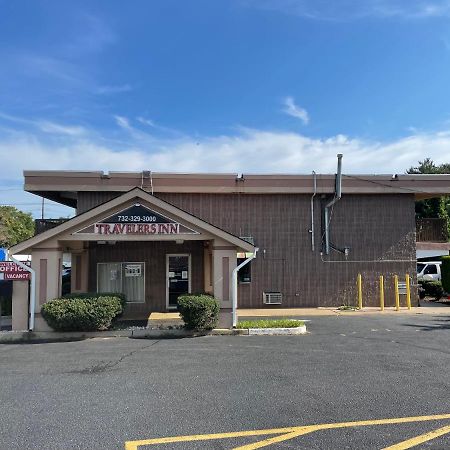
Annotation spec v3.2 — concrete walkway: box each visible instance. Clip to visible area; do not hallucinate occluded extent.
[239,304,450,317]
[147,302,450,327]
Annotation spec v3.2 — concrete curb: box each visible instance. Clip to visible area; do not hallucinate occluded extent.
[132,328,248,339]
[0,324,307,343]
[0,328,249,343]
[247,325,307,335]
[0,330,133,343]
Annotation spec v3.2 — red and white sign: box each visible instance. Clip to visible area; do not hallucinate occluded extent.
[0,261,31,280]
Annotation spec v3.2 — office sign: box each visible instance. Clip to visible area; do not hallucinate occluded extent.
[0,261,31,280]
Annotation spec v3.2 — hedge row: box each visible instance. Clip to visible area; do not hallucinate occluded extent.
[442,256,450,294]
[63,292,127,312]
[419,281,444,300]
[177,294,220,330]
[41,293,124,331]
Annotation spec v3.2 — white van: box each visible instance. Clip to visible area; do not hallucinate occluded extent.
[417,261,442,282]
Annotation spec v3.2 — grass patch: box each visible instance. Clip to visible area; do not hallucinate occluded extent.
[237,319,304,329]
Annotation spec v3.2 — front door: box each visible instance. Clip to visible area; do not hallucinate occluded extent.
[166,254,190,309]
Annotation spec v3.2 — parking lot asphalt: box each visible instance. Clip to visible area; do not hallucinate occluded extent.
[1,313,450,449]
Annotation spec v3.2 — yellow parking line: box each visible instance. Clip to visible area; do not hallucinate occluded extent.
[124,413,450,450]
[232,428,315,450]
[382,424,450,449]
[124,427,299,450]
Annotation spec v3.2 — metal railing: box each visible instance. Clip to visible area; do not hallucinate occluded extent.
[416,218,449,242]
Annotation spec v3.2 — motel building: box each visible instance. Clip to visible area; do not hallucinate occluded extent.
[8,165,450,331]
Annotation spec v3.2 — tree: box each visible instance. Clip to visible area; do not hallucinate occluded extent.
[407,159,450,227]
[0,206,34,248]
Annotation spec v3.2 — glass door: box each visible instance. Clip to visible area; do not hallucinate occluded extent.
[167,255,190,309]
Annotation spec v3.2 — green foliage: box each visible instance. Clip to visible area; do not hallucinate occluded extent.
[0,206,34,248]
[407,159,450,238]
[441,256,450,293]
[237,319,304,329]
[41,295,123,331]
[420,280,444,300]
[177,294,220,330]
[63,292,127,311]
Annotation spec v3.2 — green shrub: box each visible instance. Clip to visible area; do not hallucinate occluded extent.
[63,292,127,312]
[420,281,444,300]
[41,295,123,331]
[442,256,450,293]
[177,294,220,330]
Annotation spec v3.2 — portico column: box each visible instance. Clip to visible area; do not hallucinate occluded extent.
[31,246,63,331]
[211,240,237,309]
[12,281,29,331]
[71,249,89,293]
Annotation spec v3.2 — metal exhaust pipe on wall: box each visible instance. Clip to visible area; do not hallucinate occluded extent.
[324,154,343,255]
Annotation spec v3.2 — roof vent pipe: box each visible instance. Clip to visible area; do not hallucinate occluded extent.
[324,154,343,255]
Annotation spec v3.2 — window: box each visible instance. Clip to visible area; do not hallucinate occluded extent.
[417,263,425,274]
[97,262,145,303]
[424,264,438,275]
[237,258,251,283]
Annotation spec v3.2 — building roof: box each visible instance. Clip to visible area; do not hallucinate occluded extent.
[10,187,256,254]
[23,170,450,208]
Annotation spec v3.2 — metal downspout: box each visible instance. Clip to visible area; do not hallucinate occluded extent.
[310,171,317,251]
[10,256,36,331]
[324,154,343,255]
[231,248,258,328]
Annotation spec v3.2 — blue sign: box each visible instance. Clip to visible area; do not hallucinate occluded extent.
[0,248,6,262]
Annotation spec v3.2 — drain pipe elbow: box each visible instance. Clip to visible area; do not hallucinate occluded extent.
[232,248,258,328]
[324,154,343,255]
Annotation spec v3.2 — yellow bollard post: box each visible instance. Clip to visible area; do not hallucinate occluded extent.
[405,274,411,310]
[379,275,385,311]
[357,273,363,309]
[394,275,400,311]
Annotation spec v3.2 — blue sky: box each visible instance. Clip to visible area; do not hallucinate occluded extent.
[2,0,450,217]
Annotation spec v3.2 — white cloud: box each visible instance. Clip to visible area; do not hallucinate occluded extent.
[114,115,132,130]
[282,97,309,124]
[1,125,450,178]
[2,119,450,217]
[0,112,87,136]
[38,121,87,136]
[137,117,156,127]
[246,0,450,20]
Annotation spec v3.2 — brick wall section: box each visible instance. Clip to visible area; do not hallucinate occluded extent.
[80,191,417,309]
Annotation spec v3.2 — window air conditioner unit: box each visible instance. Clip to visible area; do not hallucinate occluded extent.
[263,291,282,305]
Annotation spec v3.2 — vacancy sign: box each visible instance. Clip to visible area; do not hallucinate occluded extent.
[0,262,31,280]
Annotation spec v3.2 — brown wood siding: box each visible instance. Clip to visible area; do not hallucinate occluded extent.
[77,192,120,214]
[87,240,204,315]
[157,193,417,308]
[81,191,417,309]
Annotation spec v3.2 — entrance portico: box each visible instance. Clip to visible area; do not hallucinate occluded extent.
[9,188,255,331]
